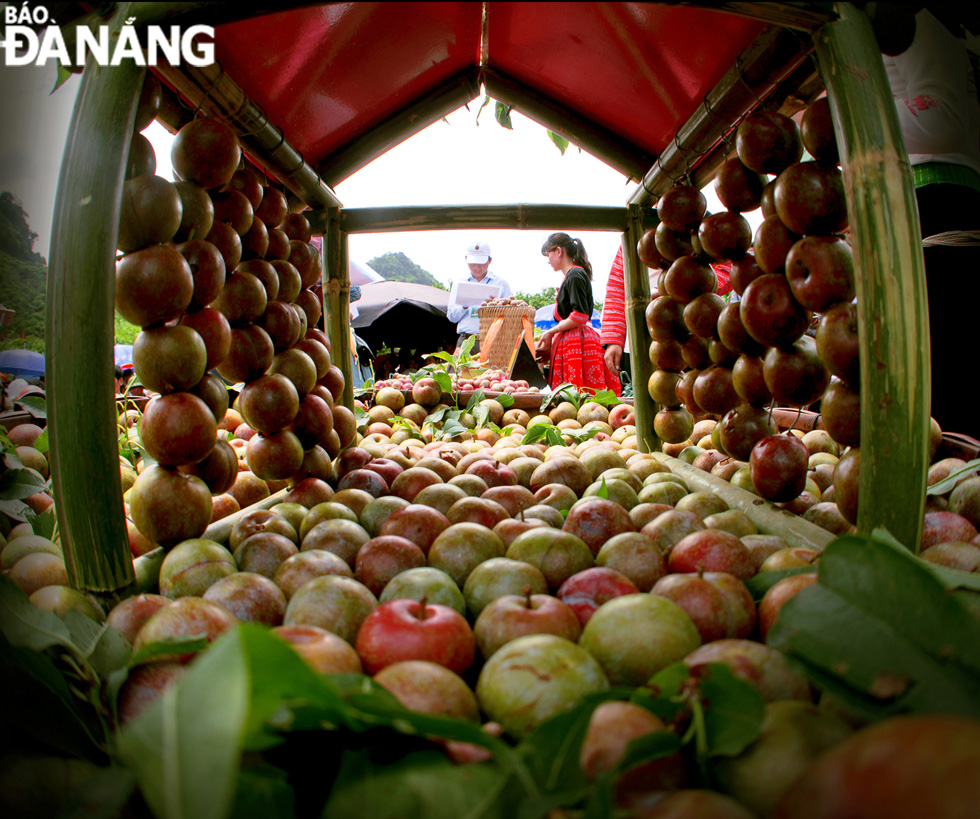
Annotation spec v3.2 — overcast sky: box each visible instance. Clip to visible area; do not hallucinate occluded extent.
[0,64,747,305]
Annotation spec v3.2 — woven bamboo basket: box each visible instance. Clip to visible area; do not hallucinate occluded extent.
[478,303,536,368]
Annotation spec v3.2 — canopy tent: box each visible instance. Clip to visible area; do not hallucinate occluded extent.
[351,281,457,354]
[534,304,601,330]
[0,349,45,378]
[350,260,385,286]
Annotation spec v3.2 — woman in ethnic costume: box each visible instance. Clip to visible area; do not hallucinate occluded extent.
[535,232,621,395]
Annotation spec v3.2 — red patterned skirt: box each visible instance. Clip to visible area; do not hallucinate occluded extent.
[549,325,621,395]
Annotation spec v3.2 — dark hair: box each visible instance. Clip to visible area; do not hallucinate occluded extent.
[114,366,124,379]
[541,232,593,280]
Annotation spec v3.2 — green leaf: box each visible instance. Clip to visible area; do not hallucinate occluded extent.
[925,458,980,496]
[52,60,74,92]
[116,629,254,819]
[61,610,132,679]
[229,765,295,819]
[438,420,467,440]
[517,690,622,805]
[433,371,453,395]
[744,567,820,602]
[632,662,765,758]
[324,747,510,819]
[33,427,49,453]
[0,498,34,521]
[585,389,620,407]
[16,394,47,419]
[496,393,515,409]
[466,388,486,412]
[61,764,138,819]
[472,405,490,428]
[0,635,107,762]
[522,424,550,445]
[547,130,570,156]
[545,427,564,448]
[596,477,609,500]
[495,101,514,130]
[564,427,601,445]
[30,507,56,540]
[768,533,980,721]
[459,334,477,361]
[583,731,682,819]
[0,574,74,652]
[475,95,492,125]
[0,466,48,500]
[126,635,211,668]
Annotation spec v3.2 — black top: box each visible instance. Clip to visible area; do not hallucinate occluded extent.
[555,266,593,321]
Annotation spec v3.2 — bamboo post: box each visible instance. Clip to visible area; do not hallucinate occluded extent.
[331,204,636,236]
[322,207,353,409]
[814,3,929,552]
[47,6,140,594]
[622,205,657,453]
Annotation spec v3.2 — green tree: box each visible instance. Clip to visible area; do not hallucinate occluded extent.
[368,252,446,290]
[0,194,47,353]
[514,288,556,310]
[115,312,139,345]
[0,193,44,264]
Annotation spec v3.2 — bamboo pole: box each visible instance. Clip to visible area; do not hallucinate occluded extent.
[675,2,838,32]
[650,452,835,551]
[153,61,342,211]
[322,208,354,409]
[814,3,929,552]
[328,204,648,236]
[628,26,813,208]
[622,205,658,453]
[47,6,141,594]
[651,58,824,199]
[482,67,655,183]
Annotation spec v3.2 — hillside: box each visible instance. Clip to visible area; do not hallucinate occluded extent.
[0,193,47,353]
[367,252,446,289]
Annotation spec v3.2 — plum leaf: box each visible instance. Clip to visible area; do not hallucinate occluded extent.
[768,532,980,721]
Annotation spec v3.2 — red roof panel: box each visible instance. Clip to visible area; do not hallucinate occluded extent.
[204,3,769,179]
[212,2,484,164]
[486,3,766,158]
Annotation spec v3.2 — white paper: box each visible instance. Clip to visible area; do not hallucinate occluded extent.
[449,280,502,308]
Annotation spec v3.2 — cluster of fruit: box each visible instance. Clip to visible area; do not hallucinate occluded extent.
[114,74,355,551]
[373,370,540,394]
[479,296,530,308]
[4,382,980,815]
[643,98,860,505]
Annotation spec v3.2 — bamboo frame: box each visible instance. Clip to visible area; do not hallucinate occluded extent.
[329,204,653,235]
[628,25,813,207]
[153,61,342,210]
[323,208,354,409]
[47,6,141,595]
[676,2,838,32]
[645,56,824,200]
[815,4,929,552]
[622,205,657,453]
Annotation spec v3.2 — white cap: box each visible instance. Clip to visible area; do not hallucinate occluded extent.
[465,241,491,264]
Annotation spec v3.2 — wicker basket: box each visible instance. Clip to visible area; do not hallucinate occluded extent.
[478,303,536,368]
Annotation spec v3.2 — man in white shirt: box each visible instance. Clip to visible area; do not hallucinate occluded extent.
[446,240,512,354]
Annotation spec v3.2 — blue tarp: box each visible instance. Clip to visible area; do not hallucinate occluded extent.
[534,304,602,330]
[0,349,45,378]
